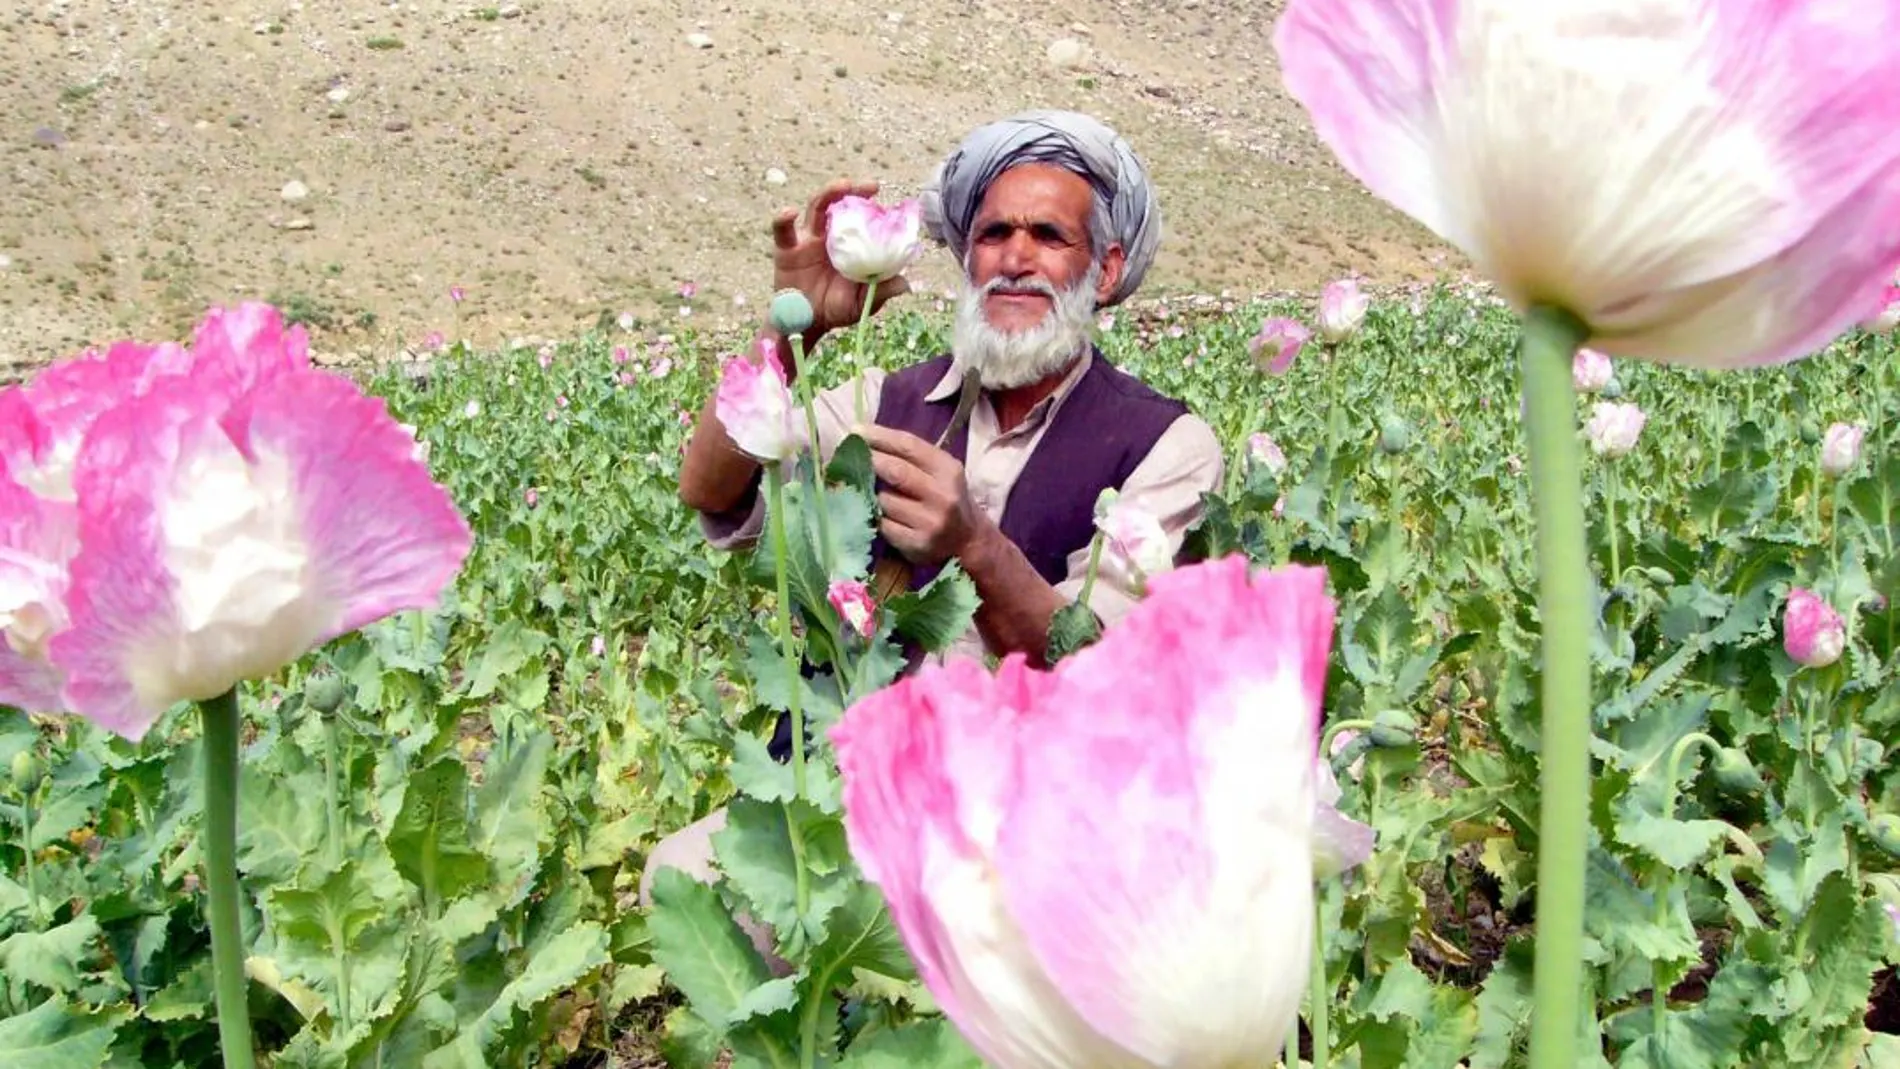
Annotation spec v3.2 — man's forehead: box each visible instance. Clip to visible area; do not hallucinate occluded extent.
[972,165,1094,224]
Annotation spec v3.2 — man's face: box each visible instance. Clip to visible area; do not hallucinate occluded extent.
[964,164,1117,333]
[949,164,1128,390]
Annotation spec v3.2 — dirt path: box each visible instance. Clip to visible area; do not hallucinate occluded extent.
[1,0,1454,375]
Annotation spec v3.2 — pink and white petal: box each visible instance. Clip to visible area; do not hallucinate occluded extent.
[991,558,1328,1063]
[833,659,1137,1069]
[0,478,79,713]
[188,302,313,398]
[1272,0,1466,248]
[1590,165,1900,367]
[230,370,472,636]
[1313,759,1376,880]
[48,383,204,739]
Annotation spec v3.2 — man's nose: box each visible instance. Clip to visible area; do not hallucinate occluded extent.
[997,230,1038,276]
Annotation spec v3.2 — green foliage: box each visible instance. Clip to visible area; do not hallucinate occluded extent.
[2,290,1898,1065]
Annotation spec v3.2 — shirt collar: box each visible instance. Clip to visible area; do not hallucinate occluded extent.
[924,348,1097,412]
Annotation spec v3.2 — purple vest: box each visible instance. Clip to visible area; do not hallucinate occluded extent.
[870,349,1191,590]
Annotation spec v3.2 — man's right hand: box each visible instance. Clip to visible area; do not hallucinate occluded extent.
[769,178,913,365]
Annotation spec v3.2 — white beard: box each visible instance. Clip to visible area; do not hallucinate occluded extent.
[951,261,1101,390]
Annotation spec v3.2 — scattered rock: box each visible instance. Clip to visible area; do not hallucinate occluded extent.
[498,3,523,17]
[282,217,314,231]
[763,167,787,186]
[1142,84,1174,99]
[281,179,310,202]
[383,118,411,132]
[326,86,350,103]
[1046,38,1091,71]
[31,127,64,148]
[685,32,713,49]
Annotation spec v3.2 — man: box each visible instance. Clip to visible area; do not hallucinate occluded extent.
[647,110,1223,919]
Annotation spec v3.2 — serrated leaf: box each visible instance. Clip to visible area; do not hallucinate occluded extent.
[730,733,797,803]
[728,975,800,1027]
[1045,599,1103,665]
[422,922,610,1067]
[471,730,553,900]
[1471,942,1534,1069]
[825,434,876,502]
[461,620,549,701]
[805,878,915,990]
[836,1018,983,1068]
[1614,805,1732,871]
[0,913,102,995]
[387,757,490,909]
[0,997,126,1069]
[712,798,854,953]
[886,562,981,654]
[646,867,775,1027]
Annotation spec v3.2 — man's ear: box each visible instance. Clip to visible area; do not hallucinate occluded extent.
[1094,244,1126,306]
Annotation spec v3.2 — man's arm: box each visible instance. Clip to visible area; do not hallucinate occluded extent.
[1050,413,1225,633]
[862,414,1225,668]
[956,515,1072,667]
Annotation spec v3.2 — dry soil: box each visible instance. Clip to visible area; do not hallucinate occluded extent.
[0,0,1457,376]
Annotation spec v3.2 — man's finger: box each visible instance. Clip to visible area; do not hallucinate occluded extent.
[805,178,856,237]
[770,208,798,250]
[872,274,911,307]
[869,450,929,497]
[859,423,935,465]
[877,515,927,558]
[877,493,929,531]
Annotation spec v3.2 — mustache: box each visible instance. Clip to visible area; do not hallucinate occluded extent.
[982,277,1059,298]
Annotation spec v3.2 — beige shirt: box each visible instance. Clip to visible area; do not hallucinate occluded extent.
[698,349,1225,665]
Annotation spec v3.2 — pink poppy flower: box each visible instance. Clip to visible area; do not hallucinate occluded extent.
[1783,587,1845,669]
[831,557,1353,1067]
[1317,279,1368,341]
[1,303,472,740]
[826,579,877,638]
[1273,0,1900,368]
[1248,317,1310,376]
[714,339,803,463]
[825,196,924,283]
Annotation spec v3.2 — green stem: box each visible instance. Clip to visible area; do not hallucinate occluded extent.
[1652,732,1723,1047]
[1518,304,1594,1069]
[1076,531,1106,609]
[763,465,813,923]
[19,787,42,929]
[1309,890,1330,1069]
[323,714,345,870]
[199,689,257,1069]
[1605,464,1621,586]
[788,335,834,581]
[1319,718,1377,764]
[852,284,877,426]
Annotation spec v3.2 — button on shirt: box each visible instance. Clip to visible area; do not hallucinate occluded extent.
[698,350,1225,666]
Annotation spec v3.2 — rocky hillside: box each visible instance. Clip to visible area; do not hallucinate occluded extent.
[0,0,1453,373]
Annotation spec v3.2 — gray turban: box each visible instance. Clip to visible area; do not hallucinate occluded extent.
[919,109,1162,307]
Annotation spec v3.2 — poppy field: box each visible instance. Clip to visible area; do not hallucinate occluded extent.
[0,277,1895,1068]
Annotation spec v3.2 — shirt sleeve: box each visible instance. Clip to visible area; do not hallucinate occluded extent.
[1052,411,1226,628]
[696,367,888,552]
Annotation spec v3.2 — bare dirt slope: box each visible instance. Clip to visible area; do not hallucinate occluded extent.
[0,0,1455,375]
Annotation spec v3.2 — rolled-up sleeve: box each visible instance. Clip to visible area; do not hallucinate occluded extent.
[692,368,887,553]
[1053,412,1225,628]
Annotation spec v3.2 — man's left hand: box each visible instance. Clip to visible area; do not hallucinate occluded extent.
[859,425,984,567]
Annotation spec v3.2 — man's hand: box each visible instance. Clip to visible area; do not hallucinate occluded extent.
[771,179,912,356]
[861,425,982,567]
